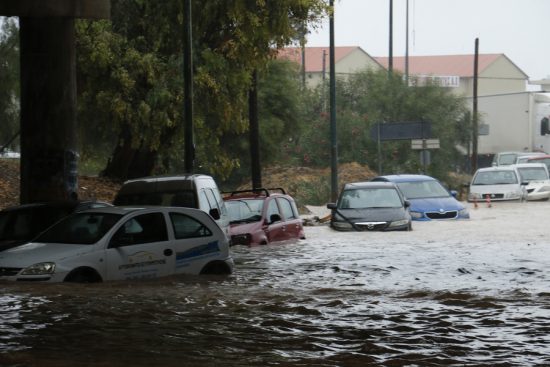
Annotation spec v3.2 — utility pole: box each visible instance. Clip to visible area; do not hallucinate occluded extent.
[300,22,306,88]
[471,38,479,174]
[388,0,393,73]
[183,0,195,173]
[329,0,338,202]
[249,70,262,189]
[322,49,327,81]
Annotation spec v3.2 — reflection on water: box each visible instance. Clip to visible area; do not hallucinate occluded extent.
[2,216,550,366]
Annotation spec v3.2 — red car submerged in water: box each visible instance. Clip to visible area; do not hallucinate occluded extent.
[223,188,305,246]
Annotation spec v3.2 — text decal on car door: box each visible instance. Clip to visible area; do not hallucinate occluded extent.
[119,251,166,270]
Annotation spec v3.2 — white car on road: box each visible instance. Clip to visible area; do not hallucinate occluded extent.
[468,166,526,202]
[514,163,550,201]
[0,206,233,283]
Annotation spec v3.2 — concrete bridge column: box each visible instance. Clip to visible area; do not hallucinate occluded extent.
[19,17,78,203]
[0,0,110,203]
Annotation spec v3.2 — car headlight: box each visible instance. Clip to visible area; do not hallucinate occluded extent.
[458,208,469,217]
[389,219,409,227]
[21,262,56,275]
[410,211,423,219]
[332,221,353,229]
[504,191,521,199]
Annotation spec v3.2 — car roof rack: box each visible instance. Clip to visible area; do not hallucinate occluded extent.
[223,187,287,197]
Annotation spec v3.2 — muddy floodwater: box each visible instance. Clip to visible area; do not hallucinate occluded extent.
[1,201,550,366]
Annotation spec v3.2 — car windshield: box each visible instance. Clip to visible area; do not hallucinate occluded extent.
[35,212,122,245]
[516,157,530,164]
[226,199,264,223]
[339,188,403,209]
[472,170,518,185]
[498,153,517,165]
[395,180,450,199]
[0,206,74,242]
[528,158,550,170]
[517,167,549,181]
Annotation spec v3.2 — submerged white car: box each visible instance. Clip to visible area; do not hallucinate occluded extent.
[468,166,526,202]
[0,207,233,283]
[514,163,550,201]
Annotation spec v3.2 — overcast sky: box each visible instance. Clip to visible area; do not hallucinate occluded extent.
[306,0,549,81]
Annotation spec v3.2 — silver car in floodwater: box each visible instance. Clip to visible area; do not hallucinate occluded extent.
[0,206,233,283]
[468,166,526,202]
[513,163,550,201]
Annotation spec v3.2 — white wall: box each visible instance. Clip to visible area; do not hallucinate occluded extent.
[531,93,550,152]
[474,92,531,154]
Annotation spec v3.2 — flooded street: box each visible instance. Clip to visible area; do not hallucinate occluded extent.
[2,201,550,366]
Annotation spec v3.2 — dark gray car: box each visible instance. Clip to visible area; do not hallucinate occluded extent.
[0,200,112,252]
[327,182,412,231]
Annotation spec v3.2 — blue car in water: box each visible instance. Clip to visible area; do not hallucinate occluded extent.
[371,174,469,221]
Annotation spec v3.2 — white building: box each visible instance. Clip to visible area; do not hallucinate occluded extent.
[376,54,545,164]
[280,47,549,164]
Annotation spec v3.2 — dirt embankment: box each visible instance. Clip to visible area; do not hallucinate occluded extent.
[1,160,377,210]
[0,159,122,209]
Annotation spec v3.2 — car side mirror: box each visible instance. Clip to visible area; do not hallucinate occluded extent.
[450,190,458,198]
[269,213,282,224]
[327,203,337,210]
[521,181,529,186]
[209,208,221,220]
[404,200,411,208]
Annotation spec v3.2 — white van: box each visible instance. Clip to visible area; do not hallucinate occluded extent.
[113,174,229,235]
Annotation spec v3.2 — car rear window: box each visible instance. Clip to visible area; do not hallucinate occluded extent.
[115,191,197,208]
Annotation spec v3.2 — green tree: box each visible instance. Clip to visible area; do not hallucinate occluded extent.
[298,69,471,180]
[76,0,327,180]
[224,58,309,185]
[0,17,20,152]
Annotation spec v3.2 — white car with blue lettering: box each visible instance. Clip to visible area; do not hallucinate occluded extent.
[0,206,233,282]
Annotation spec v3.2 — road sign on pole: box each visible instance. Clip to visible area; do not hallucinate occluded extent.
[411,139,440,150]
[370,121,432,141]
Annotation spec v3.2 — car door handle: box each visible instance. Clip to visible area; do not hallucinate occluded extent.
[164,249,173,256]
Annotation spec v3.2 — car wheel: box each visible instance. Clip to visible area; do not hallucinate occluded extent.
[64,267,102,283]
[407,223,413,231]
[200,261,232,275]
